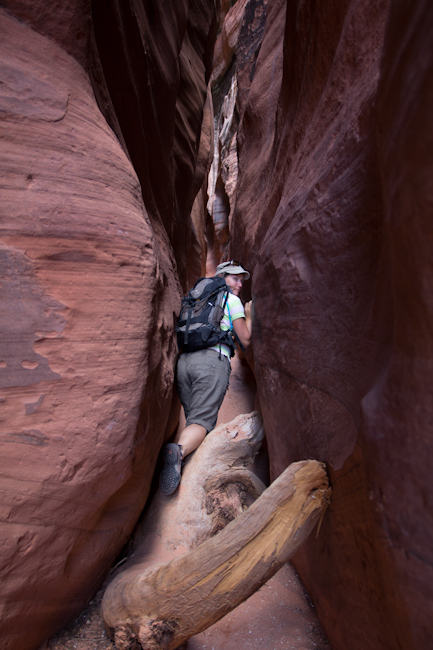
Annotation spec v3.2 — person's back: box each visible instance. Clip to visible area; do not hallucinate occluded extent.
[159,262,252,495]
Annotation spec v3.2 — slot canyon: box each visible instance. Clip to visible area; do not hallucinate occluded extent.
[0,1,432,649]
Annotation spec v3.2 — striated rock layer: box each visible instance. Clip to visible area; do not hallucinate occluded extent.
[3,1,433,649]
[223,0,433,648]
[91,0,218,289]
[0,1,218,649]
[0,11,176,650]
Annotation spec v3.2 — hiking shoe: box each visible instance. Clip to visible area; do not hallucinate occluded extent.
[159,443,183,495]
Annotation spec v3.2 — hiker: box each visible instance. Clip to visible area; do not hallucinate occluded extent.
[159,261,252,495]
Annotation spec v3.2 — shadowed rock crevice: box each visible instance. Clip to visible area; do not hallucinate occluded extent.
[90,0,219,287]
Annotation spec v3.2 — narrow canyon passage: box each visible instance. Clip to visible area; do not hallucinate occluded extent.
[179,354,332,650]
[48,354,331,650]
[1,1,432,649]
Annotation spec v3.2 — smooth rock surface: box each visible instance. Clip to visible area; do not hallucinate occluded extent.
[0,2,216,647]
[1,0,91,69]
[3,1,433,649]
[366,0,433,646]
[222,0,433,648]
[91,0,219,289]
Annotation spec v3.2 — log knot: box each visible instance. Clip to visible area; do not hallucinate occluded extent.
[138,618,179,650]
[205,482,255,536]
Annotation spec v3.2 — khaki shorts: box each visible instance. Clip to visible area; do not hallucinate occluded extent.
[176,348,231,432]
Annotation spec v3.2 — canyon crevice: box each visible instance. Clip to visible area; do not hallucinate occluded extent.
[1,1,432,650]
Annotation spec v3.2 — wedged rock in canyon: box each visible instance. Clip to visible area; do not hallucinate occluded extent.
[0,1,218,649]
[207,0,268,264]
[213,0,433,648]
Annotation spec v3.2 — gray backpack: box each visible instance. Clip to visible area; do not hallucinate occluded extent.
[175,276,235,356]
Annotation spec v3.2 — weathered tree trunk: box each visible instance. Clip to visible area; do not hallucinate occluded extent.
[101,412,330,650]
[115,411,267,573]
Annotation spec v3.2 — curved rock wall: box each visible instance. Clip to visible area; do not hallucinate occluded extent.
[369,0,433,645]
[218,0,433,648]
[2,0,433,648]
[91,0,218,288]
[0,1,218,649]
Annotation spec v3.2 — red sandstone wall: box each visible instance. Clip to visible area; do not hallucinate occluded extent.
[225,0,433,648]
[0,2,218,649]
[3,0,432,648]
[90,0,218,289]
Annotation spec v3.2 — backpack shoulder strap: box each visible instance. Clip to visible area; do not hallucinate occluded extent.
[226,296,246,352]
[226,296,232,329]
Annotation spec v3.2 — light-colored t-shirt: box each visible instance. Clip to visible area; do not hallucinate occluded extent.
[209,292,245,359]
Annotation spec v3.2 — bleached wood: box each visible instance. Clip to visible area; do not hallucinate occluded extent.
[102,448,330,650]
[119,411,266,572]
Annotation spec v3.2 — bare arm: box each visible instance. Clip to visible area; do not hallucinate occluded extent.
[233,307,252,349]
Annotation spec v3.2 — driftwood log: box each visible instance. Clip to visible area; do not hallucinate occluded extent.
[101,412,330,650]
[115,411,267,572]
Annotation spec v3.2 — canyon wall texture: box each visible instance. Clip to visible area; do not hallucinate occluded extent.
[2,0,433,649]
[0,1,218,649]
[213,0,433,648]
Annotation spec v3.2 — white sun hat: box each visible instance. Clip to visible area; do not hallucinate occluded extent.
[215,260,250,280]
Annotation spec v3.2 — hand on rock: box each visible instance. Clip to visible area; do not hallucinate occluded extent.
[244,300,252,322]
